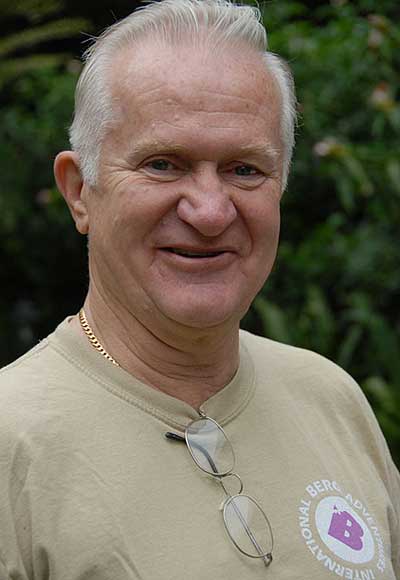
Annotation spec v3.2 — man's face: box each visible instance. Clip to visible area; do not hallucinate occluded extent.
[86,41,283,330]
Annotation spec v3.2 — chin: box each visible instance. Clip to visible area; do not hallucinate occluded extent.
[160,296,248,330]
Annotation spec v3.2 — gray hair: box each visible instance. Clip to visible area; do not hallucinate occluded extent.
[69,0,297,189]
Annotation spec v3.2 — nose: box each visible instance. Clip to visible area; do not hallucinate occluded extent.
[176,169,237,237]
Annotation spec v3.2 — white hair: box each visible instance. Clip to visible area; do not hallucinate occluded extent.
[69,0,297,189]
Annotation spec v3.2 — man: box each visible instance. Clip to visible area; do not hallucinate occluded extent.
[0,0,398,578]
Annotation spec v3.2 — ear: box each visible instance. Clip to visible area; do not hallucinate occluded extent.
[54,151,90,234]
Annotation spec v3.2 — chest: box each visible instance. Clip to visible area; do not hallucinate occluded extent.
[23,417,397,580]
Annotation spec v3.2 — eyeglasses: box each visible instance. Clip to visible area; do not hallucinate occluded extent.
[165,413,273,567]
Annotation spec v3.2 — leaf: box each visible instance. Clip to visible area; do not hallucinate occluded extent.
[0,54,67,85]
[0,0,62,22]
[253,296,292,344]
[386,159,400,194]
[0,19,89,58]
[337,325,363,369]
[341,155,374,196]
[363,376,400,418]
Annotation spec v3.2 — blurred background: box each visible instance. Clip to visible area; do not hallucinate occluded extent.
[0,0,399,466]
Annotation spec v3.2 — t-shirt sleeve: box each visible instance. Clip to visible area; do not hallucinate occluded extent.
[0,557,9,580]
[0,416,31,579]
[380,434,400,574]
[387,459,400,575]
[350,377,400,574]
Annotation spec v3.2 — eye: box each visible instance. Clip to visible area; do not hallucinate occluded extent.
[222,162,268,189]
[146,159,176,172]
[141,157,185,181]
[234,165,260,177]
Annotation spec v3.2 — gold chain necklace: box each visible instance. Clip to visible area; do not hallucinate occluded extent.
[78,308,120,367]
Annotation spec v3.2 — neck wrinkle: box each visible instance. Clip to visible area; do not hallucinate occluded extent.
[81,287,240,409]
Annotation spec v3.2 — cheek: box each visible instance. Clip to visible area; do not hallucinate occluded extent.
[110,182,177,231]
[246,198,281,250]
[89,194,147,245]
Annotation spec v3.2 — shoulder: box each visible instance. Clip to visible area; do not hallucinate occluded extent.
[239,329,398,476]
[0,339,52,413]
[0,316,87,408]
[0,342,51,488]
[240,327,358,393]
[0,318,85,437]
[239,328,380,439]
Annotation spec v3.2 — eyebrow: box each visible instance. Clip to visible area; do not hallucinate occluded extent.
[127,140,281,164]
[127,140,189,161]
[231,143,281,162]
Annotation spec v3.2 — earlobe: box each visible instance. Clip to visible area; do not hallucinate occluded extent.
[54,151,90,235]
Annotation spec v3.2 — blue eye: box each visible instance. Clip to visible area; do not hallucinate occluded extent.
[148,159,172,171]
[235,165,258,176]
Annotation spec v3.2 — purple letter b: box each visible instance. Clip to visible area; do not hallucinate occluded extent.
[328,510,364,550]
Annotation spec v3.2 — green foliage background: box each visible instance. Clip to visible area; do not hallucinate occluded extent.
[0,0,399,465]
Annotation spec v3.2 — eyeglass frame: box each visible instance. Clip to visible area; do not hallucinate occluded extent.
[165,412,274,567]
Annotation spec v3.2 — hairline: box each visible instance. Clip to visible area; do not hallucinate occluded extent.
[69,2,296,190]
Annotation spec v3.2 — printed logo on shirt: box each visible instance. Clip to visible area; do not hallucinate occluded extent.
[298,479,386,579]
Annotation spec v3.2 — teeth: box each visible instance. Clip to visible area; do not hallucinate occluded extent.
[170,249,221,258]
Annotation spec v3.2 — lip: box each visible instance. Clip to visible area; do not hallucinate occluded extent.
[157,247,236,271]
[160,245,236,255]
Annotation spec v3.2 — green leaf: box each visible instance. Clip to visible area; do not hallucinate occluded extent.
[0,0,62,22]
[253,296,292,344]
[0,54,66,85]
[0,19,89,58]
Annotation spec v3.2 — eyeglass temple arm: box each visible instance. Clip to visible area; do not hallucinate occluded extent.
[166,432,272,567]
[228,498,273,566]
[165,432,219,474]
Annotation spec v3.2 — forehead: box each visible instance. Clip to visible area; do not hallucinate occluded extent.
[107,41,282,156]
[111,40,280,106]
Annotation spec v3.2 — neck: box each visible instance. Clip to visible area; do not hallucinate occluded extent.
[75,289,240,410]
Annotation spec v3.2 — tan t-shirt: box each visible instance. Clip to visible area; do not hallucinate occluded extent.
[0,318,399,579]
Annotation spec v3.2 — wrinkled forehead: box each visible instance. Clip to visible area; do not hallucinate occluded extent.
[108,38,282,119]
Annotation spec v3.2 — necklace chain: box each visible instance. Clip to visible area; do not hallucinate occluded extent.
[78,308,120,367]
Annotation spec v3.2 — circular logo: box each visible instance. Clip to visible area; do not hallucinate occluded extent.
[315,496,375,564]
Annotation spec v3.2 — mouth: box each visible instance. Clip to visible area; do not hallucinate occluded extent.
[163,248,226,259]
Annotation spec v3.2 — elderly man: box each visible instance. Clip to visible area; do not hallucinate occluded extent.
[0,0,399,578]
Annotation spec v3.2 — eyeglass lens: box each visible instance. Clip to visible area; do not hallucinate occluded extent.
[185,417,234,476]
[185,417,273,563]
[224,494,273,559]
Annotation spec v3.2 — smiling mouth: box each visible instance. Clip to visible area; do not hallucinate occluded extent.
[164,248,224,258]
